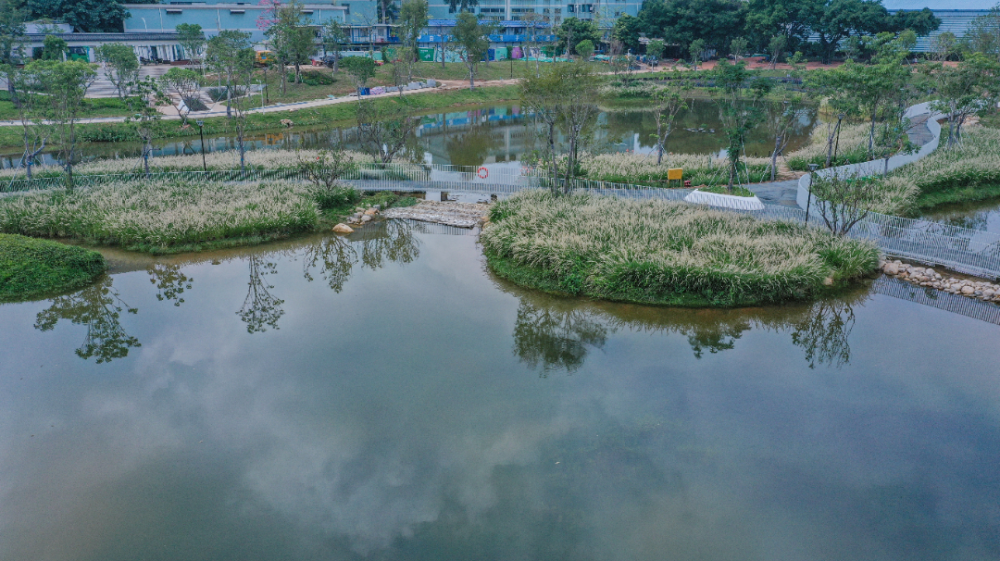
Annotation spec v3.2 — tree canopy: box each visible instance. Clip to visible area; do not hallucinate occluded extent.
[28,0,156,32]
[635,0,940,61]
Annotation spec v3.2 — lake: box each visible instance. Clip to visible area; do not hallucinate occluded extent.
[921,198,1000,234]
[0,99,819,171]
[1,221,998,561]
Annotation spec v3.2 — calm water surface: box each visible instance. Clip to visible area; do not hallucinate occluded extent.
[1,221,999,561]
[921,198,1000,234]
[0,99,818,170]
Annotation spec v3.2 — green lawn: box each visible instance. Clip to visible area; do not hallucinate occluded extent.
[0,93,136,120]
[0,233,106,302]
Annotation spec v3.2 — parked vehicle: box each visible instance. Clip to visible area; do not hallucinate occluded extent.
[255,50,276,66]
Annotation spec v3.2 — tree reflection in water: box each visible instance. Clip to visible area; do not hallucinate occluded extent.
[513,300,608,376]
[33,277,141,363]
[301,219,420,292]
[445,120,497,168]
[506,281,868,373]
[790,298,861,369]
[147,263,193,306]
[238,256,284,334]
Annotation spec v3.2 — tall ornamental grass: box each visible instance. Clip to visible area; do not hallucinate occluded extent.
[575,151,772,187]
[0,149,369,179]
[481,191,879,307]
[0,179,319,250]
[885,127,1000,209]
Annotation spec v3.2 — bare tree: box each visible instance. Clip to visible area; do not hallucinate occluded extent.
[238,256,284,333]
[11,66,51,179]
[356,99,419,163]
[650,83,688,165]
[761,82,805,180]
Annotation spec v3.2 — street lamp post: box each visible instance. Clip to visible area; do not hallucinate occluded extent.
[197,120,207,171]
[805,163,819,225]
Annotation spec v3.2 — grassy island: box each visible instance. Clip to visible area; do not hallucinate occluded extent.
[480,191,880,307]
[0,234,106,302]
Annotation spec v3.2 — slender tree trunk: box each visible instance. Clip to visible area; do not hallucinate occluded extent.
[825,116,842,168]
[771,134,781,180]
[868,110,877,159]
[656,117,664,165]
[7,79,18,109]
[547,119,557,194]
[238,130,246,172]
[226,72,233,118]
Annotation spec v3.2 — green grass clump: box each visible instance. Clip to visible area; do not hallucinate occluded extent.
[0,179,320,253]
[481,191,880,307]
[905,127,1000,210]
[0,233,106,302]
[699,184,755,197]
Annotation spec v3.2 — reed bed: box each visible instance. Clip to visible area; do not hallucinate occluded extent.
[887,127,1000,209]
[576,151,772,187]
[0,149,369,179]
[0,179,319,251]
[481,190,880,307]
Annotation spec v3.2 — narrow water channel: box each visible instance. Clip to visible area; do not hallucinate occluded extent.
[1,222,998,561]
[0,99,818,171]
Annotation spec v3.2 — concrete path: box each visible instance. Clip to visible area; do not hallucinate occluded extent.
[0,76,515,126]
[748,113,937,205]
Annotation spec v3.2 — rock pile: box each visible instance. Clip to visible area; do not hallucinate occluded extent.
[348,205,381,226]
[382,201,488,228]
[881,260,1000,303]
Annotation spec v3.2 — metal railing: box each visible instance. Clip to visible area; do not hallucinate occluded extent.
[872,275,1000,326]
[4,159,1000,280]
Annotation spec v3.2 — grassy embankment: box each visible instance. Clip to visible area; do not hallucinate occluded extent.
[0,176,415,254]
[881,126,1000,211]
[0,93,136,120]
[0,84,522,150]
[481,190,880,307]
[0,233,106,302]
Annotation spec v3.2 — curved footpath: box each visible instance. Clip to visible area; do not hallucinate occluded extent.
[770,102,1000,282]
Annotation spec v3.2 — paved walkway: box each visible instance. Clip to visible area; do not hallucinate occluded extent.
[0,76,519,127]
[749,113,936,206]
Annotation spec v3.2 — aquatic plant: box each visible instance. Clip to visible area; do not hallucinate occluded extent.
[481,190,880,307]
[0,178,319,251]
[572,151,772,187]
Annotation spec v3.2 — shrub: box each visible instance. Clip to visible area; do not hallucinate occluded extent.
[183,96,209,112]
[786,122,873,171]
[206,86,246,102]
[480,190,879,307]
[313,185,360,211]
[0,233,106,302]
[290,70,335,86]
